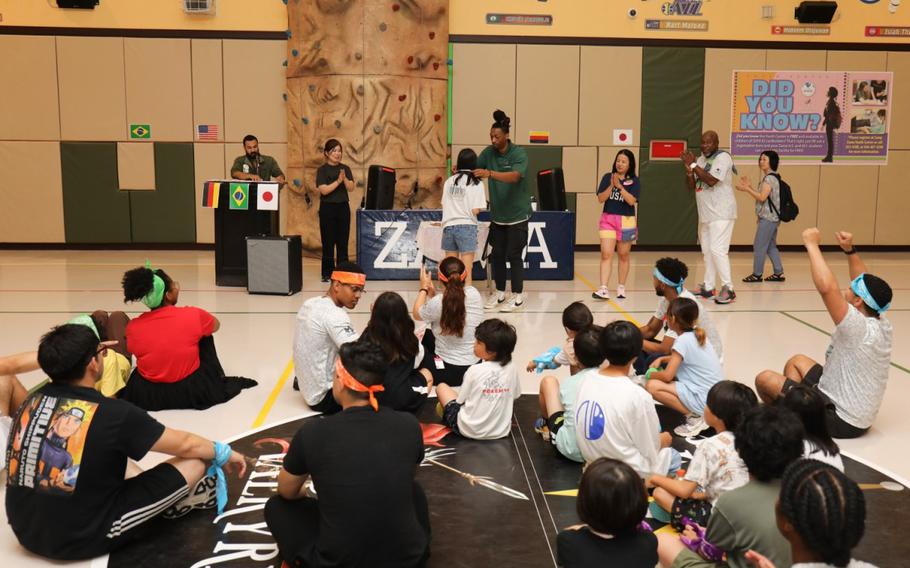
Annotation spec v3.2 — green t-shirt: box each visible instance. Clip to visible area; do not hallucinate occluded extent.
[231,154,284,181]
[477,142,531,224]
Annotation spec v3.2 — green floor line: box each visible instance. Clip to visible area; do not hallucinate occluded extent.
[780,311,910,375]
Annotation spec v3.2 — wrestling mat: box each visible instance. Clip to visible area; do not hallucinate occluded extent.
[108,396,910,568]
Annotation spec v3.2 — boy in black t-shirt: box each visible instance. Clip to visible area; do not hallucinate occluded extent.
[5,325,248,560]
[265,339,431,567]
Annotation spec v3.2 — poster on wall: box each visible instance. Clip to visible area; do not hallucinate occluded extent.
[731,71,893,165]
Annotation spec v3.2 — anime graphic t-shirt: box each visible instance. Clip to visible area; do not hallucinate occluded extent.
[5,383,165,558]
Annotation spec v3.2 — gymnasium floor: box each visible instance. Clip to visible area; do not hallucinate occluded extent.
[1,248,908,567]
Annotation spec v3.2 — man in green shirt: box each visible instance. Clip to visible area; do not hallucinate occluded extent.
[474,110,531,313]
[231,134,287,188]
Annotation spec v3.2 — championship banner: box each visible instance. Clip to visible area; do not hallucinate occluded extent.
[356,210,575,281]
[731,71,893,165]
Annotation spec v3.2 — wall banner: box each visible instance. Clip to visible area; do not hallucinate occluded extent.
[731,70,893,165]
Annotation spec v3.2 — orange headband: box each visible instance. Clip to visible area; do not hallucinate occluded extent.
[335,358,384,411]
[438,269,467,283]
[331,271,366,286]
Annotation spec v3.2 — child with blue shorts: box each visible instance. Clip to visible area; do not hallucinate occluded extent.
[441,148,486,285]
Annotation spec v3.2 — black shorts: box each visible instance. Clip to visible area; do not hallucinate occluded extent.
[442,400,463,435]
[670,497,713,532]
[782,365,869,439]
[547,411,566,437]
[104,463,189,551]
[310,389,343,415]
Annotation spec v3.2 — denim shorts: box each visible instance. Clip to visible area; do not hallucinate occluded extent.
[441,224,478,253]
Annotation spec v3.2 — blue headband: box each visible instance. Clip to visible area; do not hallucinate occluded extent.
[850,273,890,314]
[654,267,684,293]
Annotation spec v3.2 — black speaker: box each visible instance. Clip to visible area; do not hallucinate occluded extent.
[794,1,837,24]
[246,236,303,295]
[365,165,396,210]
[56,0,99,8]
[537,168,567,212]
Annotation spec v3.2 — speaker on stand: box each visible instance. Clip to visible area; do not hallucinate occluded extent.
[365,165,397,209]
[537,168,567,211]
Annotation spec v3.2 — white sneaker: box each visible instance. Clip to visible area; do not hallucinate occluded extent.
[674,415,709,437]
[499,294,525,313]
[162,475,217,519]
[591,286,610,300]
[616,285,626,299]
[484,293,505,311]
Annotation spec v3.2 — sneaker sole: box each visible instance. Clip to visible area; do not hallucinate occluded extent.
[500,303,523,313]
[591,294,610,301]
[162,475,217,519]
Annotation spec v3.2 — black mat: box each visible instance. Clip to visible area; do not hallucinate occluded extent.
[108,396,910,567]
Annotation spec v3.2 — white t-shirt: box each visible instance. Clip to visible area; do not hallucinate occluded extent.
[456,360,521,439]
[654,289,724,361]
[672,331,724,416]
[819,305,893,429]
[574,373,674,478]
[695,151,737,222]
[293,296,358,406]
[419,286,484,366]
[684,431,749,503]
[442,172,486,227]
[803,440,845,472]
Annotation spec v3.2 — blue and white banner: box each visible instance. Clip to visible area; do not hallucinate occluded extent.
[356,210,575,281]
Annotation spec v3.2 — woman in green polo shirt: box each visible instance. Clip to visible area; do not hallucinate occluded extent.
[473,110,531,313]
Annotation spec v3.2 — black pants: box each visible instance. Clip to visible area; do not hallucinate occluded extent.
[824,126,835,160]
[634,339,665,375]
[319,202,351,279]
[490,221,528,294]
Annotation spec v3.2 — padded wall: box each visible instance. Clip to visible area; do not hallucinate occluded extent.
[57,37,127,141]
[192,40,225,142]
[193,143,225,244]
[451,44,517,146]
[125,39,194,142]
[61,143,132,243]
[515,45,580,146]
[578,46,642,147]
[0,36,60,141]
[0,143,65,243]
[129,143,196,243]
[223,40,287,143]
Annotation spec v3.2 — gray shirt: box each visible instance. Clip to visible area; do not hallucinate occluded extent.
[756,173,781,222]
[293,296,358,406]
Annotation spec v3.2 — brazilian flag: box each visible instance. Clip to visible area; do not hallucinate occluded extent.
[130,124,151,139]
[229,183,249,210]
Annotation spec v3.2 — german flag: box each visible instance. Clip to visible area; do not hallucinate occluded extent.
[201,181,221,208]
[529,131,549,144]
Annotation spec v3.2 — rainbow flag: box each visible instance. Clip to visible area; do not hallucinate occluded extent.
[529,130,549,144]
[201,181,221,208]
[229,183,249,210]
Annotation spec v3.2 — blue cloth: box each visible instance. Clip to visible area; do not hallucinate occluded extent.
[671,332,723,415]
[441,224,478,253]
[653,267,684,293]
[207,441,232,515]
[851,273,890,313]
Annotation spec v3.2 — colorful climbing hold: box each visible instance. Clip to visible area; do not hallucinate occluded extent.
[398,94,407,101]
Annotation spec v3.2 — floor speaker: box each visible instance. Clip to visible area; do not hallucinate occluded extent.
[366,165,397,209]
[246,236,302,295]
[537,168,567,211]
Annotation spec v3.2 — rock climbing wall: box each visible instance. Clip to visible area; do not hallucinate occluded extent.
[285,0,449,253]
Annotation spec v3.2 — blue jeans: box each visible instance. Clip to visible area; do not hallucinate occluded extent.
[753,218,783,276]
[441,224,478,253]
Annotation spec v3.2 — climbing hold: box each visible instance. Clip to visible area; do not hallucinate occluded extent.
[392,3,400,11]
[407,55,414,64]
[302,117,309,125]
[432,62,439,70]
[286,29,292,38]
[293,178,301,187]
[282,93,288,101]
[429,31,436,39]
[379,23,387,32]
[309,84,316,92]
[356,85,365,95]
[334,120,342,128]
[355,52,363,60]
[434,114,441,121]
[447,58,453,65]
[282,59,288,67]
[373,125,383,134]
[398,94,407,101]
[291,49,299,57]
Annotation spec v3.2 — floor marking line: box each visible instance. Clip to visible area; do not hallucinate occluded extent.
[779,311,910,375]
[574,271,643,326]
[509,428,558,567]
[514,416,560,536]
[251,359,295,428]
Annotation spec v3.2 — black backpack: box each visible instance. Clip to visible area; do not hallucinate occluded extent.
[767,173,799,222]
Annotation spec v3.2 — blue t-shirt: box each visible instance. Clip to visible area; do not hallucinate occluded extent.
[597,173,640,216]
[672,331,724,415]
[554,367,597,463]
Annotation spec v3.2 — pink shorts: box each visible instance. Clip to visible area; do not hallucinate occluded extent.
[599,213,638,241]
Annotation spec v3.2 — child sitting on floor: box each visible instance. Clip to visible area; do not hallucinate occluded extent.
[646,297,724,437]
[780,384,844,472]
[557,458,658,568]
[436,319,520,440]
[535,325,603,462]
[526,301,594,377]
[647,381,758,530]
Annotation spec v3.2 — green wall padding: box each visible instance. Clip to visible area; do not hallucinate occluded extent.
[520,145,563,202]
[638,47,705,245]
[565,192,577,213]
[130,143,196,243]
[61,143,132,243]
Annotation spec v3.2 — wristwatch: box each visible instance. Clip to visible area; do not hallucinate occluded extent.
[689,163,698,171]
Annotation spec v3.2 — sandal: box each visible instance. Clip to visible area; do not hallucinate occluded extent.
[765,273,786,282]
[741,274,763,283]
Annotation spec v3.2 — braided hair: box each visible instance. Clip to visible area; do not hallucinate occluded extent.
[779,459,866,567]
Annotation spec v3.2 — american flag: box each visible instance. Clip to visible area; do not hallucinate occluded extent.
[197,124,219,141]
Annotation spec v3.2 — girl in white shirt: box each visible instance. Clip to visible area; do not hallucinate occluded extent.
[441,148,487,285]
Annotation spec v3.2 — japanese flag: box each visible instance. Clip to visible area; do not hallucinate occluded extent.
[257,183,279,211]
[613,129,634,146]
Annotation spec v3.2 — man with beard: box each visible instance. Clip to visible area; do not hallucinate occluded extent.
[231,134,287,187]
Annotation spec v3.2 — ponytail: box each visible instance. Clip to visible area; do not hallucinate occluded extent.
[694,326,707,346]
[438,257,468,337]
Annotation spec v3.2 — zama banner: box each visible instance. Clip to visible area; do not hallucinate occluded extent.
[731,71,893,165]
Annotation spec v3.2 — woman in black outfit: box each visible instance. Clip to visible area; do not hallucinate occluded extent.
[822,87,841,163]
[316,139,355,282]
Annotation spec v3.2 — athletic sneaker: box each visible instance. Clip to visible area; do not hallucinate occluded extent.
[616,285,626,299]
[714,285,736,305]
[591,286,610,300]
[695,284,715,299]
[484,293,505,311]
[533,417,551,442]
[499,295,524,313]
[162,475,217,519]
[674,415,709,438]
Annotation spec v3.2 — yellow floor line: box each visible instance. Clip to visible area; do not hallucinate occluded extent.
[574,271,643,326]
[252,359,294,428]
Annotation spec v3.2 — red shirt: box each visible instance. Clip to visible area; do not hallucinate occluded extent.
[126,305,217,383]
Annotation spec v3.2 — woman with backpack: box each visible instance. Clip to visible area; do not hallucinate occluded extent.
[736,150,785,283]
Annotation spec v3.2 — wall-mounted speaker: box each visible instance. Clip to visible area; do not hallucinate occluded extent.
[56,0,99,8]
[365,165,396,210]
[794,1,838,24]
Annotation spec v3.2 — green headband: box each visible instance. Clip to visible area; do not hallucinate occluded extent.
[67,314,100,339]
[142,260,167,309]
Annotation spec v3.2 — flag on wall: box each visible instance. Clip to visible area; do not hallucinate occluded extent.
[257,183,279,211]
[197,124,219,141]
[130,124,151,139]
[529,130,550,144]
[229,183,249,210]
[613,129,634,145]
[201,181,221,208]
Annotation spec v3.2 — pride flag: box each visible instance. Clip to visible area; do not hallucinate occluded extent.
[229,183,249,210]
[201,181,221,208]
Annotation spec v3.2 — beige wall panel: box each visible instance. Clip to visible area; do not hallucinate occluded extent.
[516,45,579,146]
[562,147,597,194]
[775,166,821,245]
[0,36,60,141]
[125,38,193,141]
[731,163,762,246]
[703,49,767,147]
[874,150,910,244]
[452,43,516,146]
[826,51,888,71]
[286,77,304,167]
[117,142,156,190]
[579,46,642,146]
[575,191,603,246]
[192,39,225,142]
[0,142,65,242]
[193,144,225,244]
[817,166,878,245]
[765,50,826,71]
[597,146,641,185]
[223,40,287,143]
[57,36,127,141]
[887,52,910,150]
